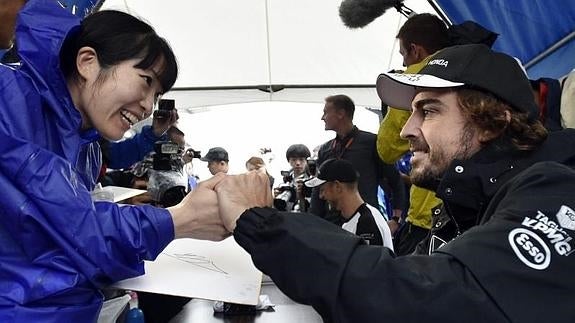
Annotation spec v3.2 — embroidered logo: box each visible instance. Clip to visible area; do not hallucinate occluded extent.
[428,235,448,255]
[556,205,575,231]
[428,59,449,67]
[508,228,551,270]
[393,73,424,82]
[522,211,574,256]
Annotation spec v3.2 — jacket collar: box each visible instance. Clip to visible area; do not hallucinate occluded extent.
[436,138,524,221]
[437,131,575,223]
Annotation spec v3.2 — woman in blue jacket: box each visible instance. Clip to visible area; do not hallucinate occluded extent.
[0,0,229,321]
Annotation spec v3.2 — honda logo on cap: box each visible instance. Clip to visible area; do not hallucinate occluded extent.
[428,59,448,67]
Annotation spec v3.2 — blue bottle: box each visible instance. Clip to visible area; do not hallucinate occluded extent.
[125,291,145,323]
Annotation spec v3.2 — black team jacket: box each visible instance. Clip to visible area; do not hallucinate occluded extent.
[234,129,575,323]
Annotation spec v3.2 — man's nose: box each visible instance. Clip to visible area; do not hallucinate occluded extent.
[400,112,419,140]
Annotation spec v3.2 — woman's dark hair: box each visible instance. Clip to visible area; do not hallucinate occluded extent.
[60,10,178,93]
[457,88,548,151]
[286,144,311,161]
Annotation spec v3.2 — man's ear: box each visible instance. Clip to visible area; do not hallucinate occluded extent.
[334,181,344,193]
[76,46,99,82]
[412,44,428,62]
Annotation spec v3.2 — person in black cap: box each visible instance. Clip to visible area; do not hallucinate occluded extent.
[305,159,393,248]
[212,43,575,322]
[201,147,229,175]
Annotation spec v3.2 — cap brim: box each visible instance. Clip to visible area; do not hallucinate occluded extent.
[376,73,464,110]
[199,157,210,162]
[304,177,326,188]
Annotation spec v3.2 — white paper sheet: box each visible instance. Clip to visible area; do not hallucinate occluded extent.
[100,186,147,203]
[112,237,262,305]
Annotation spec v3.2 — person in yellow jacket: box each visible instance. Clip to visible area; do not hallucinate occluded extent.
[377,13,449,255]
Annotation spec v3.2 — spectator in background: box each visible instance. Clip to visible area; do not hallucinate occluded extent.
[561,70,575,128]
[305,159,394,248]
[275,144,313,212]
[101,114,179,171]
[245,156,274,188]
[201,147,229,175]
[285,143,312,181]
[310,94,406,224]
[167,125,186,149]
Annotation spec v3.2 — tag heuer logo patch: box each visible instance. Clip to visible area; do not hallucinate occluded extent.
[556,205,575,231]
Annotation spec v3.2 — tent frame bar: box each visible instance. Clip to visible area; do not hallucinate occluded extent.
[524,31,575,69]
[427,0,452,26]
[171,84,375,92]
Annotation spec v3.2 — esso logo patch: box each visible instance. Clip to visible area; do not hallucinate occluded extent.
[508,228,551,270]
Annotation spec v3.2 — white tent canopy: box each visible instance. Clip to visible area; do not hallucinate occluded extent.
[101,0,435,109]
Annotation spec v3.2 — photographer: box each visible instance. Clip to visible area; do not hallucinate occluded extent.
[102,99,179,171]
[246,156,275,189]
[274,144,314,212]
[200,147,230,175]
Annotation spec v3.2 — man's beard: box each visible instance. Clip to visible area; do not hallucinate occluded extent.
[409,125,477,191]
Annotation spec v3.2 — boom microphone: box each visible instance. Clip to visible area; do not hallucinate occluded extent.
[339,0,403,28]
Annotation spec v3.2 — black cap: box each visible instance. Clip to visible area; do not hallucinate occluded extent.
[200,147,229,162]
[376,44,538,120]
[305,158,358,187]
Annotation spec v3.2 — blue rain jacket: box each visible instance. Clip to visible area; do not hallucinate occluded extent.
[0,0,174,321]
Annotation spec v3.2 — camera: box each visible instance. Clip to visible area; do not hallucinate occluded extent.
[147,169,188,207]
[154,98,175,119]
[148,140,188,207]
[273,183,296,211]
[280,170,293,184]
[274,171,313,211]
[184,148,202,159]
[153,141,182,171]
[307,158,317,176]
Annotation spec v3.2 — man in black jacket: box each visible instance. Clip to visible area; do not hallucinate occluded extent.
[214,44,575,322]
[310,94,406,223]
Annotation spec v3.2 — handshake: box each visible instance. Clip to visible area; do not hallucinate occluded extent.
[167,171,273,241]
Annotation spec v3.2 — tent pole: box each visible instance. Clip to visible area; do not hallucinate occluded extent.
[387,16,404,71]
[426,0,452,26]
[524,31,575,70]
[264,0,273,100]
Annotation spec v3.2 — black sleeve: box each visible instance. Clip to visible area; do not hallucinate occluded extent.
[309,143,329,218]
[309,186,327,217]
[234,207,507,322]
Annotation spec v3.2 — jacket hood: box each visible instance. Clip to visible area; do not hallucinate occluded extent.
[15,0,99,160]
[16,0,80,108]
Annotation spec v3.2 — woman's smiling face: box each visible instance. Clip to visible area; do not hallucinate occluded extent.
[74,49,164,141]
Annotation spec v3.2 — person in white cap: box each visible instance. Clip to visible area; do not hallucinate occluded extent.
[213,43,575,322]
